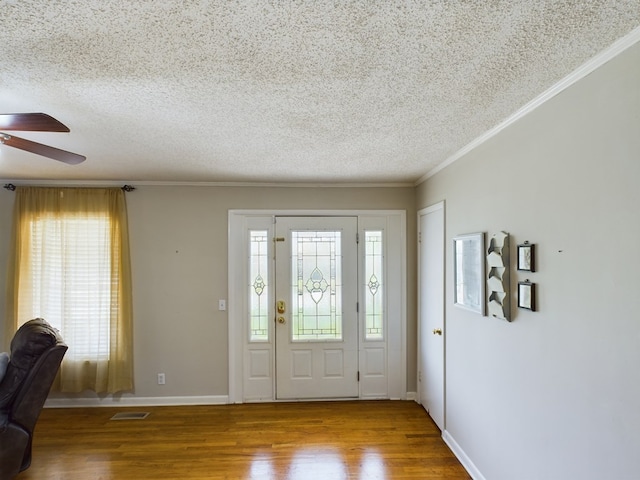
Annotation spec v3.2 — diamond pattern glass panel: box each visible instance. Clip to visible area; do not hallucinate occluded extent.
[365,231,384,340]
[249,230,269,342]
[291,230,342,341]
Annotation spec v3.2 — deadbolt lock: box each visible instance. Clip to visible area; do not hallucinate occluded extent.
[277,316,286,324]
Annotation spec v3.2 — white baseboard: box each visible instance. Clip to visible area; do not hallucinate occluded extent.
[442,430,486,480]
[44,395,229,408]
[45,393,416,408]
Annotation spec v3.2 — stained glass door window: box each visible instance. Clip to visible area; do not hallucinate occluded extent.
[290,230,342,341]
[364,230,383,340]
[249,230,269,342]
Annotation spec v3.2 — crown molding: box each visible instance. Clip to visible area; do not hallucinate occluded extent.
[416,25,640,186]
[0,179,413,189]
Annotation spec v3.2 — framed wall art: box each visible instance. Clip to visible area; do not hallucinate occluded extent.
[453,232,485,315]
[518,280,536,311]
[517,242,535,272]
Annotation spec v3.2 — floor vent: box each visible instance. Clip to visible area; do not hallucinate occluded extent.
[110,412,150,420]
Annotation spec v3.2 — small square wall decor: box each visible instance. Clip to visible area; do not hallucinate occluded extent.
[517,242,535,272]
[518,281,536,311]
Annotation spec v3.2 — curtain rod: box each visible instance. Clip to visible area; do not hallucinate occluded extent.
[3,184,135,192]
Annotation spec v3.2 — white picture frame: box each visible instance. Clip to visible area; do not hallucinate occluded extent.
[453,232,485,315]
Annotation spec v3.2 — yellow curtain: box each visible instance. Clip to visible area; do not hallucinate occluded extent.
[5,186,133,393]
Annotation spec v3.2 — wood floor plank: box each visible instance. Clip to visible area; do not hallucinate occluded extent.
[17,400,470,479]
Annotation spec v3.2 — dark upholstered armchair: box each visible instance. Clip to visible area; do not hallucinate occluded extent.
[0,318,67,480]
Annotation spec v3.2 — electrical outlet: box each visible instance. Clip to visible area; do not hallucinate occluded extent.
[157,373,165,385]
[218,299,226,311]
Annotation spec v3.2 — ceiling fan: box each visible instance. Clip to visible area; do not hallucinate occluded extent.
[0,113,86,165]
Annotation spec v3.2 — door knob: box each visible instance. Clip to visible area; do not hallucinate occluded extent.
[277,300,286,314]
[432,328,443,335]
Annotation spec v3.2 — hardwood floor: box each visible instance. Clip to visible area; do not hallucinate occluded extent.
[18,400,470,479]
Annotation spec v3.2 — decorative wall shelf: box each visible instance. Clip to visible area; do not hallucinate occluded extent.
[487,231,510,321]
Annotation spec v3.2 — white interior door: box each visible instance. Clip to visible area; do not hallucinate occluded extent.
[275,216,359,399]
[418,203,445,430]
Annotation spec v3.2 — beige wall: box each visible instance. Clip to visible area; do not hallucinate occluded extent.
[0,185,417,400]
[416,41,640,480]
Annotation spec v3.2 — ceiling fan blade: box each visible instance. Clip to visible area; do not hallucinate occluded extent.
[0,133,86,165]
[0,113,70,132]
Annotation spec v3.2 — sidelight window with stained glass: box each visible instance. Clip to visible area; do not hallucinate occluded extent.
[291,230,342,341]
[249,230,269,342]
[365,230,384,340]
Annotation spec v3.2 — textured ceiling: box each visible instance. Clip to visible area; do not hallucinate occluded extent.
[1,1,639,185]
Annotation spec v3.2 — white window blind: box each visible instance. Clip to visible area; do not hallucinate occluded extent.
[22,213,112,361]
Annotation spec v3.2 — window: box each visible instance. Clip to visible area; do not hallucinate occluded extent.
[25,214,112,361]
[6,187,133,393]
[249,230,269,342]
[364,230,384,340]
[290,230,343,341]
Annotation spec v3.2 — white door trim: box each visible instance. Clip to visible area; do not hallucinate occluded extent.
[228,209,407,403]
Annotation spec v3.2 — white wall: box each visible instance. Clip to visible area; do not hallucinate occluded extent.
[0,185,417,403]
[417,41,640,479]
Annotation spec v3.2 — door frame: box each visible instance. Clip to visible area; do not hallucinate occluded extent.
[228,209,407,403]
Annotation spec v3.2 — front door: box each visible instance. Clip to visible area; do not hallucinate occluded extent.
[274,216,359,399]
